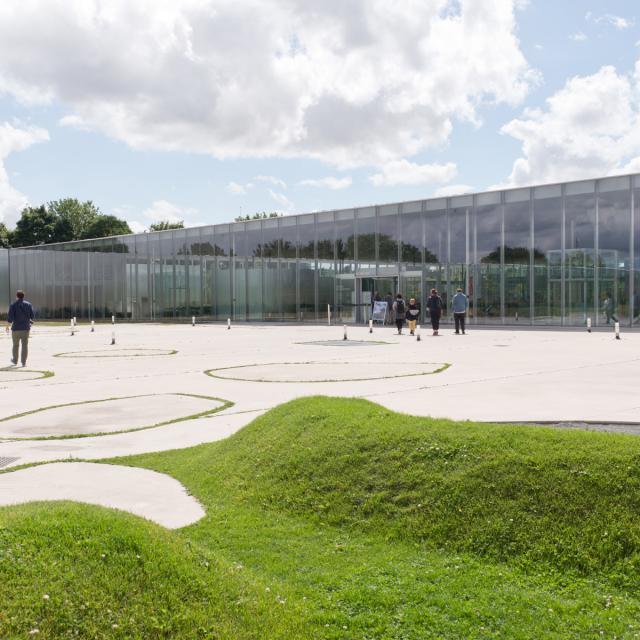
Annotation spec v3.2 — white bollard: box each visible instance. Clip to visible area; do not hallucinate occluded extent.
[416,324,421,342]
[515,312,518,322]
[615,321,621,340]
[70,319,75,336]
[192,315,195,327]
[91,320,95,333]
[327,304,331,326]
[111,315,115,325]
[369,319,373,334]
[587,317,592,333]
[111,330,116,345]
[73,316,77,326]
[343,324,347,341]
[227,318,231,330]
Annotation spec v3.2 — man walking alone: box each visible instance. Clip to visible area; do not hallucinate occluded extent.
[6,290,34,367]
[452,288,468,335]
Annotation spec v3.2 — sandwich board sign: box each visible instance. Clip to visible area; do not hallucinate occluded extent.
[372,300,388,323]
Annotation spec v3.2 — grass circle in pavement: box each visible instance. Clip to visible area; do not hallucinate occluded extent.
[205,360,450,383]
[0,368,54,383]
[53,347,177,358]
[0,393,233,440]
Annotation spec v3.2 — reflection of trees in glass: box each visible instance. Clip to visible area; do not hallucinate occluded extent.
[177,242,226,256]
[481,246,545,264]
[377,233,397,262]
[358,233,376,261]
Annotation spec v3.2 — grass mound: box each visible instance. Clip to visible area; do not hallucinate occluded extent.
[4,396,640,638]
[0,503,302,638]
[203,397,640,582]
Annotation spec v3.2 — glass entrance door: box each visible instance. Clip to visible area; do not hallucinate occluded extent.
[357,276,397,323]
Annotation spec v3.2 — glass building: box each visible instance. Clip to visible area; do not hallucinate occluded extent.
[2,174,640,327]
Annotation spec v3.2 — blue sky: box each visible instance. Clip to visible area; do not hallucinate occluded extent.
[0,0,639,230]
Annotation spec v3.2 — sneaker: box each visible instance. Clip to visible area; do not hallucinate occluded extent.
[21,363,26,367]
[455,331,459,334]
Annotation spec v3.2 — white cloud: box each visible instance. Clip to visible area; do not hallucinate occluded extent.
[433,184,474,197]
[254,175,287,189]
[570,32,587,42]
[500,62,640,187]
[268,189,294,212]
[227,181,253,195]
[142,200,199,227]
[0,0,535,168]
[0,122,49,225]
[299,176,352,190]
[369,159,457,186]
[588,13,634,30]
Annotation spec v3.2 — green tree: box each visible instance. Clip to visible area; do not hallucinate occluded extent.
[48,198,101,239]
[234,211,282,222]
[0,222,10,248]
[149,220,185,231]
[11,205,73,246]
[83,215,132,240]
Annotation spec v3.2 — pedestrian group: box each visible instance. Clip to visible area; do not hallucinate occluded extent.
[390,287,468,336]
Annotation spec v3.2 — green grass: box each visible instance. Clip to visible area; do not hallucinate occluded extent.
[3,397,640,638]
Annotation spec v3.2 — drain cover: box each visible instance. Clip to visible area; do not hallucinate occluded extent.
[0,457,19,469]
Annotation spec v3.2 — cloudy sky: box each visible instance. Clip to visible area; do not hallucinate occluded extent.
[1,0,639,231]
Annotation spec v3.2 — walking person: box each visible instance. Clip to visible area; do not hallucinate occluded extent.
[452,288,468,335]
[384,291,394,325]
[426,288,444,336]
[5,290,35,367]
[406,297,420,335]
[602,293,618,325]
[393,294,406,335]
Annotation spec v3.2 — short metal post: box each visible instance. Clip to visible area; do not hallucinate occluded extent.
[111,315,115,325]
[227,318,231,330]
[70,319,74,336]
[192,315,195,327]
[587,317,592,333]
[343,324,347,341]
[91,320,95,333]
[615,321,621,340]
[369,319,373,334]
[515,312,518,322]
[416,325,421,341]
[327,304,331,326]
[111,330,116,345]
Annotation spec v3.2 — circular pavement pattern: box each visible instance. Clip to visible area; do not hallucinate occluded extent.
[206,361,450,383]
[0,462,205,529]
[0,393,229,439]
[0,369,53,383]
[54,347,177,358]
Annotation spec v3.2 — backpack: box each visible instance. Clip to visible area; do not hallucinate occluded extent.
[395,299,405,315]
[429,295,442,312]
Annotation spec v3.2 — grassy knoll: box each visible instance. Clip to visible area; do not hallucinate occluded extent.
[3,397,640,638]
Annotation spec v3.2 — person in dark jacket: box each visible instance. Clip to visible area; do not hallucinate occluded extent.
[6,290,35,367]
[426,288,444,336]
[405,298,420,335]
[392,294,406,335]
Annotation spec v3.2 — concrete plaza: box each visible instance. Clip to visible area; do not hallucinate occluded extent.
[0,321,637,525]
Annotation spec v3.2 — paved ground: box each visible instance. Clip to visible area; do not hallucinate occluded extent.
[0,321,637,527]
[0,462,205,528]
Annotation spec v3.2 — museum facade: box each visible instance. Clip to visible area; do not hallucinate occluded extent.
[2,174,639,327]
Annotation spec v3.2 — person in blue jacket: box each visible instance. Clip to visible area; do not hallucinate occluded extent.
[452,288,468,335]
[5,290,35,367]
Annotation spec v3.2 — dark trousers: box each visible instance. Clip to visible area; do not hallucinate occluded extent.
[454,312,466,333]
[395,318,404,333]
[430,313,441,331]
